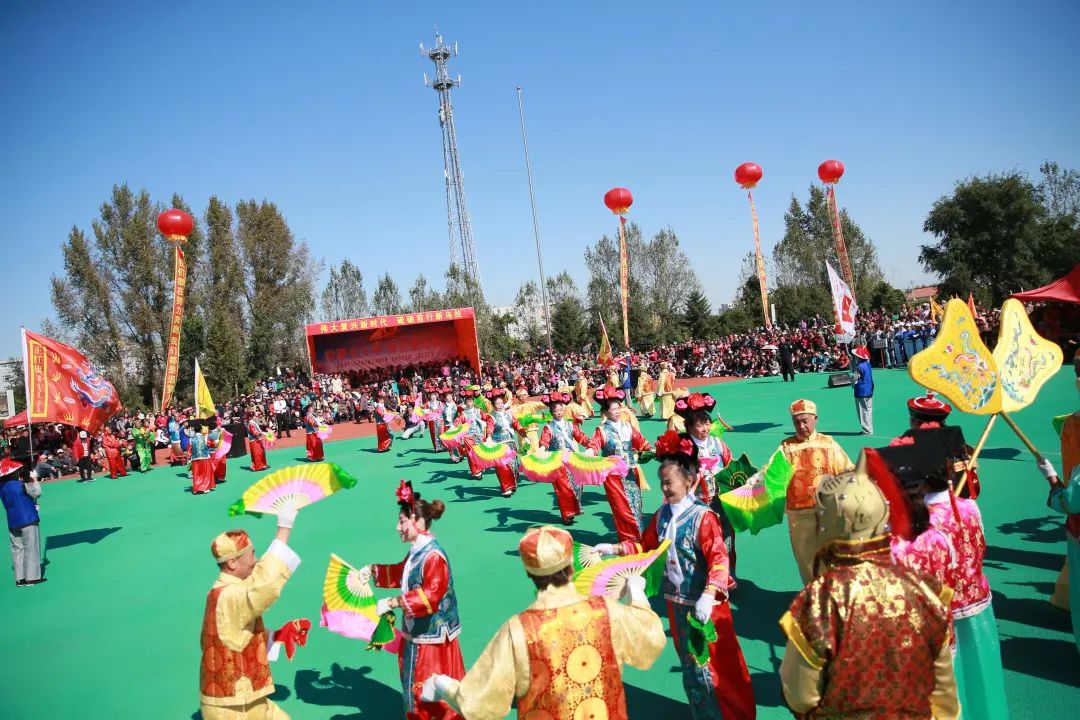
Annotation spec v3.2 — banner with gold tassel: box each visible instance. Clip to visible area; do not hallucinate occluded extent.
[603,187,634,349]
[157,209,194,411]
[735,163,771,328]
[818,160,856,297]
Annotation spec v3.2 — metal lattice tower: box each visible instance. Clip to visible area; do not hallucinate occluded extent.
[420,29,482,293]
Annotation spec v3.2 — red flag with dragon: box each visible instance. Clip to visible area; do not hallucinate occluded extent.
[22,329,121,434]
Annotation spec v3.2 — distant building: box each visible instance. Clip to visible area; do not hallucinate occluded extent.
[905,285,939,303]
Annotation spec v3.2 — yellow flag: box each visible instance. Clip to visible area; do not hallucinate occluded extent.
[194,359,217,419]
[929,296,945,320]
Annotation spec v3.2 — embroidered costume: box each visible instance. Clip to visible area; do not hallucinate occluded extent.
[622,497,755,719]
[778,399,852,585]
[208,426,227,484]
[199,531,301,720]
[591,404,653,544]
[303,411,324,461]
[537,392,592,524]
[191,431,215,495]
[431,526,666,720]
[132,425,153,472]
[657,366,677,420]
[372,534,465,720]
[489,402,526,496]
[247,417,269,472]
[376,399,394,453]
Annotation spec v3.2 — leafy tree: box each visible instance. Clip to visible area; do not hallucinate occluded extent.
[1037,161,1080,220]
[773,186,884,303]
[321,259,369,320]
[513,280,547,350]
[550,297,589,352]
[202,197,248,397]
[920,170,1079,305]
[770,284,832,327]
[545,270,580,306]
[50,184,181,407]
[407,274,442,313]
[863,281,908,315]
[371,272,404,315]
[682,290,714,339]
[3,359,25,413]
[235,200,316,378]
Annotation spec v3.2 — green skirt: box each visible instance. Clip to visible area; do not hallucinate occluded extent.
[954,602,1009,720]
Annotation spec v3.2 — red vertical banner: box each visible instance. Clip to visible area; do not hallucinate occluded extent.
[826,186,856,297]
[617,216,630,349]
[160,246,187,411]
[747,190,771,328]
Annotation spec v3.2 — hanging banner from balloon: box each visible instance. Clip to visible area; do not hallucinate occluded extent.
[158,209,194,411]
[604,187,633,349]
[818,160,856,298]
[735,162,770,328]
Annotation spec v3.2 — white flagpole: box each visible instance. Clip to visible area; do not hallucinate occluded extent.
[20,327,34,469]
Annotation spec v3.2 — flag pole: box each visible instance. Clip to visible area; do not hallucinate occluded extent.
[20,327,34,469]
[516,86,553,350]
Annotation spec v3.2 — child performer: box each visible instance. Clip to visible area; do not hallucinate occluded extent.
[590,388,653,544]
[208,420,228,485]
[426,388,445,452]
[439,387,462,463]
[459,389,494,480]
[303,408,325,461]
[486,390,526,497]
[595,431,755,720]
[246,409,270,472]
[190,426,216,495]
[375,392,395,453]
[536,391,592,525]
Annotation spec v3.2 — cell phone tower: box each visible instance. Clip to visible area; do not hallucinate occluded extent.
[420,29,482,295]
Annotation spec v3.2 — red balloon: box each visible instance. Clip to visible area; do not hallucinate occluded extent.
[604,187,633,215]
[734,162,763,189]
[157,208,194,240]
[818,159,845,184]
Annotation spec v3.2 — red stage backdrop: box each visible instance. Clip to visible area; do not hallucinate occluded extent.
[305,307,481,375]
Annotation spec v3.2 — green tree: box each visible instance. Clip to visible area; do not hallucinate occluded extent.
[407,274,443,313]
[3,359,25,413]
[682,290,714,339]
[770,284,831,326]
[236,200,316,378]
[371,272,404,315]
[550,297,589,352]
[321,259,369,320]
[513,280,547,350]
[50,184,182,407]
[863,281,908,315]
[920,171,1079,305]
[773,186,884,303]
[202,197,248,397]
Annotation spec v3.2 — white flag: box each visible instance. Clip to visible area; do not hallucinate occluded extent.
[826,261,858,342]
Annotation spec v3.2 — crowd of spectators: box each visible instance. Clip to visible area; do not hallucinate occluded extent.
[4,300,1065,482]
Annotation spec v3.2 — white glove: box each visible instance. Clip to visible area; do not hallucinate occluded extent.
[277,504,298,529]
[621,575,647,605]
[593,543,617,556]
[745,472,762,488]
[420,674,452,703]
[376,597,394,616]
[694,591,716,623]
[357,565,372,585]
[1037,458,1058,481]
[584,448,596,457]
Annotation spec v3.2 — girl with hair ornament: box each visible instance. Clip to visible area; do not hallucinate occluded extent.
[359,481,465,720]
[589,388,653,543]
[485,390,527,497]
[536,391,593,525]
[595,430,755,720]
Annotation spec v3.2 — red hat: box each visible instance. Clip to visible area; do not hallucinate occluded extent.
[852,347,871,361]
[0,458,23,477]
[907,391,952,422]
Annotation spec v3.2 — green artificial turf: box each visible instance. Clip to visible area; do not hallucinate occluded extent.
[2,369,1077,718]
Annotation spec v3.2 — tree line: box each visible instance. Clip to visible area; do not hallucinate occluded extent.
[41,162,1078,409]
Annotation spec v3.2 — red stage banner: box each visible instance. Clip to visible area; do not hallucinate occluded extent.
[161,246,186,410]
[22,329,121,434]
[305,307,481,376]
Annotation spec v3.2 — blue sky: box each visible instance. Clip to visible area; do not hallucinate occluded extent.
[2,0,1078,360]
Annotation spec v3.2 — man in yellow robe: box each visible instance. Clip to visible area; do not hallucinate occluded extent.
[777,399,852,585]
[199,507,307,719]
[635,363,655,417]
[420,526,666,720]
[572,370,594,419]
[657,363,677,420]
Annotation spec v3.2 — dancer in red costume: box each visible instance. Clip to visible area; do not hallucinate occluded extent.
[101,428,128,479]
[459,389,493,479]
[208,421,228,485]
[303,409,324,461]
[246,410,269,472]
[589,389,652,544]
[375,393,395,453]
[597,431,756,720]
[536,391,592,525]
[360,481,465,720]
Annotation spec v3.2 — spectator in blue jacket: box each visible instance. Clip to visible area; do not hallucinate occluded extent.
[851,346,875,435]
[1,458,44,587]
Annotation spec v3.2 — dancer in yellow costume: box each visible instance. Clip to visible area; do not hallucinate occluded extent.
[635,362,656,418]
[573,369,595,419]
[657,363,677,420]
[420,525,666,720]
[776,399,852,585]
[199,507,308,719]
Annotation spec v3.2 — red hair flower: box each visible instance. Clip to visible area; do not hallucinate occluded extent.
[655,429,694,458]
[395,480,415,508]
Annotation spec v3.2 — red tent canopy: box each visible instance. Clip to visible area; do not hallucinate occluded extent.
[1011,263,1080,304]
[4,410,27,428]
